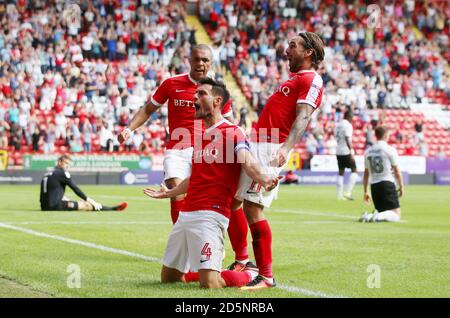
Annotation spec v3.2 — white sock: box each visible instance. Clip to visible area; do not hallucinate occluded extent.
[373,210,400,222]
[337,176,344,198]
[346,173,358,196]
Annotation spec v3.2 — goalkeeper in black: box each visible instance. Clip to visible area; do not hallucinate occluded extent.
[40,155,128,212]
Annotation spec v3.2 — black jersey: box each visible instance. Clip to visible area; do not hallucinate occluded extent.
[40,167,87,209]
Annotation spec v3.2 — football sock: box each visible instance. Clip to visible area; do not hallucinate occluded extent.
[170,200,184,224]
[227,207,249,262]
[373,210,400,222]
[250,220,273,278]
[337,175,344,198]
[184,271,199,282]
[346,172,358,196]
[99,206,114,211]
[220,270,252,287]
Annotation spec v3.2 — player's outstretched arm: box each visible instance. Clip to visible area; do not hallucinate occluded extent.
[118,100,159,143]
[237,148,281,191]
[271,103,315,167]
[363,168,371,204]
[144,178,190,199]
[392,165,404,197]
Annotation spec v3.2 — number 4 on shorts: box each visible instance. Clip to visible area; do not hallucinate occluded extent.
[201,243,212,260]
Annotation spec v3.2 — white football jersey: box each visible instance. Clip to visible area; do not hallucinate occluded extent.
[335,119,353,155]
[364,140,399,184]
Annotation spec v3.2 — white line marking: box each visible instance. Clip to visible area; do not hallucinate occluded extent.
[0,222,160,263]
[0,220,349,225]
[1,221,170,225]
[278,284,345,298]
[0,222,347,298]
[268,208,356,219]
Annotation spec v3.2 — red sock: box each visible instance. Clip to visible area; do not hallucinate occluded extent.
[170,200,184,224]
[250,220,273,278]
[227,207,249,261]
[220,270,252,287]
[184,271,199,282]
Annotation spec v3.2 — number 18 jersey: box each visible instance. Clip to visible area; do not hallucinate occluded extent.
[364,140,399,184]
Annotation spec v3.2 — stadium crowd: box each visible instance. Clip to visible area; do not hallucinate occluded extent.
[0,0,449,165]
[199,0,449,158]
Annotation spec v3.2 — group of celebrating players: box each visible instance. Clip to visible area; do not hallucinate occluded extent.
[39,31,404,290]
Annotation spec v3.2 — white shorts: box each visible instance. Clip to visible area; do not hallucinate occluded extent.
[162,211,229,273]
[163,147,193,181]
[236,142,285,208]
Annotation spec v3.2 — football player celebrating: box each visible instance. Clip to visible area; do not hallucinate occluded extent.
[231,32,325,289]
[118,44,233,225]
[144,78,280,288]
[360,126,404,222]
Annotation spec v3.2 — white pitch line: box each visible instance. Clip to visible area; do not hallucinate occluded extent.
[1,220,350,225]
[0,222,160,263]
[0,222,347,298]
[1,221,170,225]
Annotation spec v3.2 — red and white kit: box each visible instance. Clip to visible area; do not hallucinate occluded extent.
[237,69,324,207]
[151,73,232,180]
[162,119,250,272]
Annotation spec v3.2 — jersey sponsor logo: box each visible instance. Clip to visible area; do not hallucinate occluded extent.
[175,89,185,93]
[193,148,219,160]
[275,84,291,97]
[173,99,194,107]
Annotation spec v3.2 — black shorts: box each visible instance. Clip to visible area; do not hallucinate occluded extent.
[371,181,400,212]
[42,201,79,211]
[336,155,357,171]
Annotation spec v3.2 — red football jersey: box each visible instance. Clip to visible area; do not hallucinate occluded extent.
[254,70,323,143]
[151,73,232,149]
[183,119,249,219]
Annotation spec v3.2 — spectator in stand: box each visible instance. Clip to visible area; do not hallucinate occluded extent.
[414,119,424,144]
[43,124,56,154]
[436,147,446,160]
[31,127,41,152]
[419,141,429,157]
[82,120,93,153]
[0,119,10,149]
[99,122,114,153]
[9,123,22,151]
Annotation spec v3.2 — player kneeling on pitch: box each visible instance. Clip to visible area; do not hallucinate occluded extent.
[360,126,404,222]
[144,78,280,289]
[40,155,128,212]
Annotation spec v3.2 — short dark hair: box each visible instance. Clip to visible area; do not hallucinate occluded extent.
[375,126,388,140]
[191,44,213,57]
[198,77,230,108]
[344,110,353,120]
[58,155,71,162]
[298,32,325,70]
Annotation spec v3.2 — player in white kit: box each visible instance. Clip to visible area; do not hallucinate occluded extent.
[335,110,358,200]
[360,126,405,222]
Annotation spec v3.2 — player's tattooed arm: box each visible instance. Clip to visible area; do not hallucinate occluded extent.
[271,103,314,167]
[118,100,159,143]
[144,178,190,199]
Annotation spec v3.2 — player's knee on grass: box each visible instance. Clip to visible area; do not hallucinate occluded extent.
[161,265,185,283]
[243,200,265,225]
[199,269,226,289]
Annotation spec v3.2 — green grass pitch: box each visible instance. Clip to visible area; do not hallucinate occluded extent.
[0,184,449,298]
